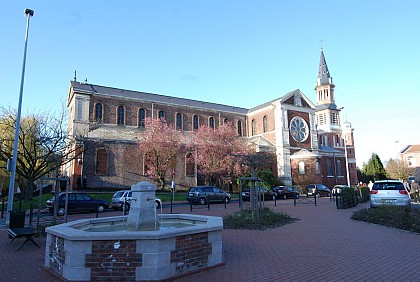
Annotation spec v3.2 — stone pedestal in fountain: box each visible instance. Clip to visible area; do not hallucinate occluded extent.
[127,181,159,231]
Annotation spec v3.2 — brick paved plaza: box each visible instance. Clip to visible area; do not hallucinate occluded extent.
[0,198,419,281]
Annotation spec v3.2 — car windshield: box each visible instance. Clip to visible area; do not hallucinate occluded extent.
[373,182,404,190]
[113,191,124,198]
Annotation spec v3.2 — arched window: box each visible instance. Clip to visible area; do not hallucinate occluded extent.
[315,159,321,175]
[337,159,343,176]
[251,119,256,136]
[224,118,228,124]
[95,103,103,122]
[138,108,146,128]
[176,113,183,130]
[117,106,125,125]
[158,110,165,120]
[327,159,333,176]
[193,115,199,130]
[237,120,243,136]
[209,117,215,129]
[298,161,305,174]
[185,152,195,176]
[263,116,268,133]
[95,148,108,175]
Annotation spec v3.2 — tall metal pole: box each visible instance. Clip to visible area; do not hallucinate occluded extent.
[6,9,34,226]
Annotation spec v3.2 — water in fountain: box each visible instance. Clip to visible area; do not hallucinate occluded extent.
[126,181,160,231]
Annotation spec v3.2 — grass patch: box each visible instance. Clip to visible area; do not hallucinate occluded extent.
[223,207,297,230]
[352,206,420,234]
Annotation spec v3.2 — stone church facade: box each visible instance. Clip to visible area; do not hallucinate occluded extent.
[63,49,357,190]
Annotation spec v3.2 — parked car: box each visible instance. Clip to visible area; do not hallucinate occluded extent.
[272,186,299,199]
[305,184,331,197]
[111,190,162,210]
[46,192,109,216]
[241,187,273,201]
[187,186,231,205]
[370,180,411,208]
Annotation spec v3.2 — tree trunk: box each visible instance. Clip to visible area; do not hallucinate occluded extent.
[24,177,34,200]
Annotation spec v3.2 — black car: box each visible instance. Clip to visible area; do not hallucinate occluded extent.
[241,187,273,201]
[305,184,331,197]
[187,186,231,205]
[46,192,109,216]
[272,186,299,199]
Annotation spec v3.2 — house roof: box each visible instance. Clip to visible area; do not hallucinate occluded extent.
[401,144,420,154]
[71,81,249,115]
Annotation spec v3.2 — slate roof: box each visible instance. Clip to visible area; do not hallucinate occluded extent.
[316,103,338,111]
[317,49,333,86]
[249,89,315,112]
[71,81,249,115]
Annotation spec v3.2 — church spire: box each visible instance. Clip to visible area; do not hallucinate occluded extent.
[317,49,333,86]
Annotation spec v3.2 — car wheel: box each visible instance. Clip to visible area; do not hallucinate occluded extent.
[199,197,207,205]
[57,208,66,216]
[97,205,105,213]
[155,200,161,209]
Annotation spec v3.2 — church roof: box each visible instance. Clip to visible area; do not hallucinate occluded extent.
[249,89,315,112]
[315,103,338,111]
[70,81,249,115]
[317,49,333,86]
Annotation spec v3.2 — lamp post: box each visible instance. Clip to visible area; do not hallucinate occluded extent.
[6,9,34,226]
[395,140,400,180]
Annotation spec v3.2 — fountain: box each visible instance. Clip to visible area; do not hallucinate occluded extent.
[44,181,224,281]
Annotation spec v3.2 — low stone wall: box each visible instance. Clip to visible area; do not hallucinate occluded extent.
[44,215,223,281]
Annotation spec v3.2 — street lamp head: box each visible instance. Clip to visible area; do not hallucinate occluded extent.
[24,9,34,17]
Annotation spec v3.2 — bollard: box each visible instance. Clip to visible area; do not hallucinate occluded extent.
[1,198,4,218]
[207,196,210,210]
[190,200,192,212]
[96,202,99,218]
[29,203,33,225]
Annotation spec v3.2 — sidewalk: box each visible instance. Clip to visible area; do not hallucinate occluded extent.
[0,199,419,281]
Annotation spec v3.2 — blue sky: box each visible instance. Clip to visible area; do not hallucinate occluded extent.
[1,1,419,168]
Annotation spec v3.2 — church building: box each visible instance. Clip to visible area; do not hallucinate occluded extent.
[63,49,357,190]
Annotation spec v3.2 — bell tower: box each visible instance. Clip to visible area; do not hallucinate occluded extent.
[314,49,341,133]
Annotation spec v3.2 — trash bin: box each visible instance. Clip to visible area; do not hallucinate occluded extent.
[9,210,26,228]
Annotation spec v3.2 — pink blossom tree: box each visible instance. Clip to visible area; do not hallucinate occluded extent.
[192,122,249,186]
[138,118,182,190]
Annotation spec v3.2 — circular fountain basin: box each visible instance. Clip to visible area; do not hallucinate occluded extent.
[44,214,223,281]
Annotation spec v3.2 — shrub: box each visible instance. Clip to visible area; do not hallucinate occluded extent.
[223,207,297,230]
[352,206,420,233]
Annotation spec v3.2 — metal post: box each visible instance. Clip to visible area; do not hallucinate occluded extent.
[6,9,34,227]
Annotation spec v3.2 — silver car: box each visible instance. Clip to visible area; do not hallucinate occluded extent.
[111,190,162,210]
[370,180,411,208]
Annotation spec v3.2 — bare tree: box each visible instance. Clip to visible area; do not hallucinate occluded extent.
[0,106,85,200]
[385,158,415,180]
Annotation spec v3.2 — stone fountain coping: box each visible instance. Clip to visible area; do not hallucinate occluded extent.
[45,214,223,241]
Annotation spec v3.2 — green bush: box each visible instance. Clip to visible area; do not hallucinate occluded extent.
[223,207,297,230]
[359,187,370,203]
[336,187,359,209]
[352,206,420,233]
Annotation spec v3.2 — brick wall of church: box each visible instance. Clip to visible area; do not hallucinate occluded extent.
[89,95,247,133]
[287,110,312,149]
[247,107,276,144]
